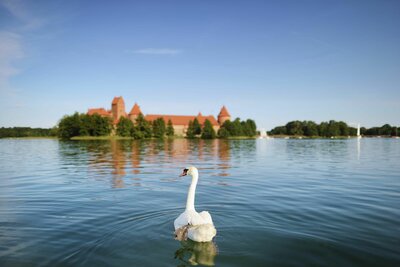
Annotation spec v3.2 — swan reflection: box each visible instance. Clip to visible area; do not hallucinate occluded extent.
[174,240,218,266]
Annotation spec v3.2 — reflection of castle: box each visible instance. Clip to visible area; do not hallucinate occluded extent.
[88,96,231,136]
[84,139,232,188]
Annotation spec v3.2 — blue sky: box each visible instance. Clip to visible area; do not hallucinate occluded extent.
[0,0,399,130]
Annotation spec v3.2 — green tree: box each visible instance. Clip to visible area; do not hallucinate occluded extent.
[192,118,202,135]
[365,127,379,136]
[303,121,318,136]
[166,119,174,137]
[220,120,232,136]
[134,113,152,139]
[79,114,92,136]
[379,124,392,136]
[390,127,397,137]
[245,119,257,136]
[152,117,166,138]
[201,119,216,139]
[318,122,328,137]
[349,127,357,136]
[218,127,230,138]
[76,114,112,137]
[241,120,256,137]
[117,117,134,137]
[286,121,303,135]
[0,127,55,138]
[270,126,287,135]
[231,118,244,136]
[218,118,256,137]
[49,126,58,137]
[58,112,82,139]
[326,120,340,136]
[186,120,196,138]
[338,121,349,136]
[92,114,112,136]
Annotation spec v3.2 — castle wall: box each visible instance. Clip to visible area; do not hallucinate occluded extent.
[112,99,126,122]
[173,125,187,136]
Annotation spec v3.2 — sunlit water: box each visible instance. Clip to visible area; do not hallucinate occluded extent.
[0,138,399,267]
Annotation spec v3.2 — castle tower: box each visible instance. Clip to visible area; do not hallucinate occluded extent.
[218,106,231,125]
[111,96,126,123]
[129,103,142,123]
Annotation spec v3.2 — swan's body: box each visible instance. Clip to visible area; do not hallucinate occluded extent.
[174,167,216,242]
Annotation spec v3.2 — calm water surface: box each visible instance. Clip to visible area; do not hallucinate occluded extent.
[0,138,399,266]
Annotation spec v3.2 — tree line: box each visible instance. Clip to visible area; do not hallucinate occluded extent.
[58,113,113,139]
[115,114,174,139]
[56,112,172,139]
[362,124,399,136]
[0,127,57,138]
[218,118,257,138]
[269,120,400,137]
[57,112,258,139]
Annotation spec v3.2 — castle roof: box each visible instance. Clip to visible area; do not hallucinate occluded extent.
[145,114,219,126]
[129,103,142,115]
[88,108,111,116]
[218,106,230,117]
[112,96,124,105]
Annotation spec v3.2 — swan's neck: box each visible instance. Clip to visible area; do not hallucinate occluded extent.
[186,171,198,211]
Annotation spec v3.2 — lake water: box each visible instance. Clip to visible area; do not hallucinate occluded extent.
[0,138,399,267]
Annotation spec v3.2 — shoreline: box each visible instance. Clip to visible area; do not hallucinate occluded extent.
[1,135,398,140]
[268,135,398,139]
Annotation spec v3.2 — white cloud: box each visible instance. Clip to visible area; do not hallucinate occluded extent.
[0,0,44,92]
[128,48,182,55]
[1,0,44,30]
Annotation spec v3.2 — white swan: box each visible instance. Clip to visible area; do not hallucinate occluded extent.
[174,166,217,242]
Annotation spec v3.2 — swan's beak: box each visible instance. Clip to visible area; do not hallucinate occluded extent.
[179,168,188,177]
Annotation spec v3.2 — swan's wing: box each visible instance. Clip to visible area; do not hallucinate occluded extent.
[187,224,217,242]
[174,211,189,230]
[175,210,213,229]
[199,211,214,225]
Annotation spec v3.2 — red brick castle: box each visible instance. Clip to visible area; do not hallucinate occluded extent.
[88,96,231,136]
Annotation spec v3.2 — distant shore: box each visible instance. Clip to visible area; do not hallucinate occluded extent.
[268,135,398,139]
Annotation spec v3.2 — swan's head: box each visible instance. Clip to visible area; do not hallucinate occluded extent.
[179,166,198,177]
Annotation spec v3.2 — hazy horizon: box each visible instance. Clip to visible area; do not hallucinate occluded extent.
[1,0,399,130]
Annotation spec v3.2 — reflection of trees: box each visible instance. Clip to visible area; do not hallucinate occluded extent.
[217,140,231,177]
[73,139,233,187]
[110,140,127,188]
[174,240,218,266]
[83,140,130,188]
[131,140,143,174]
